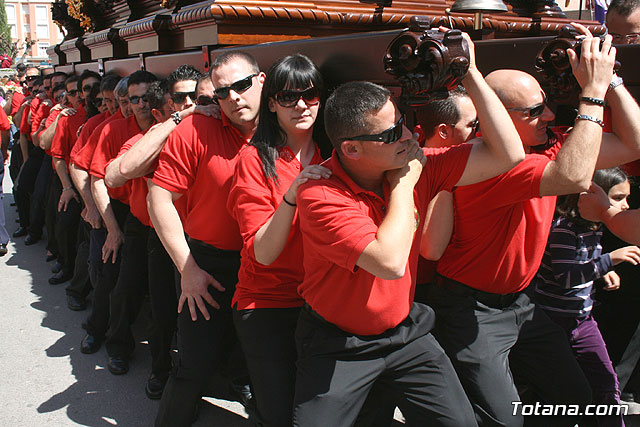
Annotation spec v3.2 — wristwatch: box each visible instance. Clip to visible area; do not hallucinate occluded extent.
[609,75,624,92]
[171,111,182,125]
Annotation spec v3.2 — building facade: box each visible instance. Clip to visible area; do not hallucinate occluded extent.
[4,0,63,65]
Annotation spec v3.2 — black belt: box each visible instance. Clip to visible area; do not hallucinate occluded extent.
[436,275,520,309]
[186,236,240,258]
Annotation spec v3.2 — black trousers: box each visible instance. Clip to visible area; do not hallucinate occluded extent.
[147,228,177,375]
[234,306,299,427]
[292,303,477,427]
[84,200,129,338]
[15,149,43,228]
[8,131,22,186]
[45,175,61,256]
[55,196,82,275]
[65,220,93,299]
[105,213,150,358]
[155,238,240,427]
[28,155,52,239]
[427,277,593,427]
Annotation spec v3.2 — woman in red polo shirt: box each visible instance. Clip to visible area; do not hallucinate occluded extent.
[228,54,330,427]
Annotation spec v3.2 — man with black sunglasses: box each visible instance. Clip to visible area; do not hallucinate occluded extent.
[86,71,157,377]
[166,64,202,112]
[148,51,263,426]
[427,24,640,426]
[292,29,527,425]
[48,75,88,285]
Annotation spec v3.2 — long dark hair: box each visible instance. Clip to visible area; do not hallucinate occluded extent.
[250,54,324,187]
[556,167,629,230]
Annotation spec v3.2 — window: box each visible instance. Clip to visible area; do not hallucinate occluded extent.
[37,43,49,58]
[6,4,17,39]
[35,5,49,39]
[23,24,31,37]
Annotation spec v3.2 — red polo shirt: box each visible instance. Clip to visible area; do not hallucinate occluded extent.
[70,110,111,162]
[90,115,141,204]
[50,105,87,167]
[112,133,150,226]
[297,144,472,335]
[437,131,567,295]
[31,101,52,139]
[0,108,10,131]
[228,144,323,310]
[72,110,123,170]
[20,96,41,136]
[153,113,248,250]
[10,91,25,116]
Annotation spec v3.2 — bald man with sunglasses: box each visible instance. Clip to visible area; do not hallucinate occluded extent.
[425,24,640,426]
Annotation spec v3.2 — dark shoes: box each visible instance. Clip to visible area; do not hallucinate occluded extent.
[67,295,87,311]
[24,234,40,246]
[0,244,7,257]
[229,380,255,409]
[80,334,102,354]
[108,356,129,375]
[145,372,169,400]
[49,270,72,285]
[51,261,63,274]
[46,253,57,262]
[13,227,27,238]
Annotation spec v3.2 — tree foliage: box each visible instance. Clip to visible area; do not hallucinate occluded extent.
[0,0,12,56]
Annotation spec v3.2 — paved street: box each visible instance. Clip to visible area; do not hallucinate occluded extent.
[2,164,640,427]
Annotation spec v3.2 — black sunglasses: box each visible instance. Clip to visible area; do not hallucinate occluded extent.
[82,83,98,93]
[67,89,79,96]
[26,75,38,81]
[214,74,257,100]
[274,87,320,108]
[196,95,216,106]
[129,95,148,105]
[508,95,547,118]
[171,91,196,104]
[348,116,405,144]
[55,93,65,103]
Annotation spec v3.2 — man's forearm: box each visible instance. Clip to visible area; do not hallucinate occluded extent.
[39,115,61,151]
[3,94,12,116]
[105,156,129,188]
[70,164,97,209]
[19,133,29,162]
[147,182,191,273]
[601,208,640,245]
[53,157,73,189]
[463,69,524,168]
[120,119,176,179]
[91,175,120,233]
[607,84,640,157]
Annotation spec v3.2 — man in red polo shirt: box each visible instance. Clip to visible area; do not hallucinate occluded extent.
[148,51,262,426]
[105,77,217,399]
[64,74,121,311]
[293,31,526,423]
[429,25,640,426]
[49,76,87,284]
[77,76,133,355]
[92,71,157,377]
[0,107,12,256]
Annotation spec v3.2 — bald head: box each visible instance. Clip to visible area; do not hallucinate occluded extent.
[485,69,541,108]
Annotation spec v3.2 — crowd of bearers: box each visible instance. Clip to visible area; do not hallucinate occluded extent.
[3,20,640,427]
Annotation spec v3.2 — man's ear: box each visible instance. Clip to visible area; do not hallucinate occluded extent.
[340,140,361,160]
[436,123,449,140]
[151,108,163,123]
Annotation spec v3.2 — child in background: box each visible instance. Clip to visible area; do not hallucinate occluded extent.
[533,167,640,427]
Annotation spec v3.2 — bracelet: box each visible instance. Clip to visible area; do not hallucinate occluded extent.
[282,194,297,207]
[171,111,182,125]
[576,114,605,128]
[580,96,605,106]
[62,186,74,191]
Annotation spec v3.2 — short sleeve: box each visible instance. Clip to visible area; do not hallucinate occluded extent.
[228,147,276,244]
[422,143,473,195]
[0,108,10,131]
[152,127,201,194]
[298,182,378,272]
[49,117,69,160]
